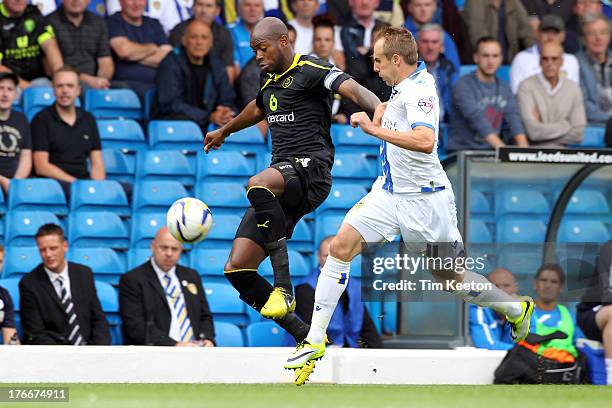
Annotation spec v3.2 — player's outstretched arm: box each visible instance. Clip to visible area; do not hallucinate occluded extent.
[204,100,266,153]
[337,78,381,114]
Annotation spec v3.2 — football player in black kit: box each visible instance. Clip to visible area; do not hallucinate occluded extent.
[204,16,379,353]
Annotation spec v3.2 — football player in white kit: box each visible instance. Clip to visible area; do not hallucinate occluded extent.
[285,27,535,385]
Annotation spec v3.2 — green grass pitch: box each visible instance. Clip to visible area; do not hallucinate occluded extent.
[2,384,611,408]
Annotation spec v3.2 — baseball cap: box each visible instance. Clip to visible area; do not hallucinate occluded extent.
[539,14,565,32]
[0,72,19,85]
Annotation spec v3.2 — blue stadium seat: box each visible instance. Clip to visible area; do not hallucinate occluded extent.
[469,219,493,243]
[70,180,130,216]
[3,246,40,279]
[221,126,268,156]
[460,65,477,76]
[570,126,605,148]
[136,150,195,186]
[497,216,547,244]
[497,65,511,82]
[132,180,188,213]
[559,218,610,243]
[213,321,244,347]
[94,281,123,345]
[331,124,380,155]
[5,211,61,246]
[315,184,367,215]
[148,120,204,151]
[246,321,287,346]
[315,215,344,248]
[68,248,127,285]
[470,190,492,214]
[97,119,147,152]
[195,214,242,249]
[205,283,247,326]
[190,248,230,283]
[0,186,6,214]
[128,248,189,269]
[288,219,314,253]
[102,149,136,184]
[23,87,81,120]
[498,245,543,284]
[130,212,166,248]
[331,153,378,186]
[68,211,129,249]
[8,178,68,215]
[495,189,550,216]
[196,150,254,183]
[259,251,309,278]
[85,89,142,120]
[468,244,498,275]
[566,190,610,215]
[143,88,155,119]
[195,181,250,214]
[0,277,21,336]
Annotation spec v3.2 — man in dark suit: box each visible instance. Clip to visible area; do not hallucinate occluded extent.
[119,227,215,347]
[19,223,110,345]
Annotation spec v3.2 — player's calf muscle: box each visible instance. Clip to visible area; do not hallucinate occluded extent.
[329,226,363,262]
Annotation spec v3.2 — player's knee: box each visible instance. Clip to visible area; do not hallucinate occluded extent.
[329,235,357,262]
[599,305,612,327]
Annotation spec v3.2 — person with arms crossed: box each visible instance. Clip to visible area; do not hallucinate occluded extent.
[285,26,535,385]
[203,16,380,361]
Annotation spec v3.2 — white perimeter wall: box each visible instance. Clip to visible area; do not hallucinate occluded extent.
[0,346,507,384]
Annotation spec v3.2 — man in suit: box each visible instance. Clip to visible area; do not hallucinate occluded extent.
[19,223,110,345]
[119,227,215,346]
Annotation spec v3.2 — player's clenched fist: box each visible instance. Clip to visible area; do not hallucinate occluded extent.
[350,111,374,135]
[203,128,227,153]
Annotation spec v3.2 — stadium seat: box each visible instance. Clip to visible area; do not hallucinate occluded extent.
[498,245,543,293]
[85,89,142,120]
[5,211,61,246]
[288,219,314,253]
[470,190,491,214]
[469,219,493,243]
[132,180,188,213]
[136,150,195,187]
[195,214,242,249]
[570,126,605,148]
[331,153,378,186]
[70,180,130,216]
[190,248,230,283]
[213,321,244,347]
[143,88,155,119]
[0,186,6,214]
[566,190,610,215]
[22,87,81,121]
[205,283,247,326]
[68,248,127,285]
[259,251,309,278]
[68,211,129,249]
[246,321,287,346]
[459,65,477,76]
[221,126,268,156]
[459,64,510,82]
[195,181,250,214]
[196,150,254,184]
[496,216,547,244]
[97,119,147,152]
[8,178,68,215]
[0,277,21,337]
[128,247,189,269]
[148,120,204,152]
[3,246,40,279]
[558,218,610,243]
[331,124,380,155]
[94,281,123,345]
[315,214,344,248]
[316,184,368,215]
[130,212,166,248]
[102,149,136,184]
[495,189,550,216]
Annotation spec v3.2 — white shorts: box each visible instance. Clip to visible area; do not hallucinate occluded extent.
[343,185,464,249]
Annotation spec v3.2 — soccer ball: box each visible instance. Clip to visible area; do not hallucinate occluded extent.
[166,197,213,244]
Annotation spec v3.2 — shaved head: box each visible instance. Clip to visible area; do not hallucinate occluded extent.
[488,268,518,296]
[151,227,182,272]
[250,16,294,73]
[251,17,288,44]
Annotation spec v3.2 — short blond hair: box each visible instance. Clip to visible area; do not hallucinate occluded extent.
[374,26,418,65]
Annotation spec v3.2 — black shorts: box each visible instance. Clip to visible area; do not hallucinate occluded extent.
[577,305,603,342]
[235,155,332,250]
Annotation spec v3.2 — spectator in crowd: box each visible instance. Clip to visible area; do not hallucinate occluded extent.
[0,0,64,90]
[328,0,404,26]
[108,0,172,97]
[229,0,265,71]
[448,37,528,152]
[577,241,612,385]
[417,23,458,122]
[0,245,20,345]
[31,66,105,197]
[119,227,215,347]
[576,13,612,125]
[566,0,604,54]
[169,0,237,83]
[287,23,297,47]
[47,0,114,90]
[19,223,110,345]
[0,72,31,193]
[517,41,585,147]
[31,0,59,16]
[336,0,391,116]
[510,14,580,93]
[287,0,319,54]
[107,0,192,34]
[469,268,517,350]
[154,20,236,133]
[404,0,460,70]
[462,0,534,64]
[293,236,383,348]
[521,0,575,35]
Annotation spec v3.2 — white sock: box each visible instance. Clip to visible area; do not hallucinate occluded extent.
[606,358,612,385]
[451,270,523,320]
[305,256,350,345]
